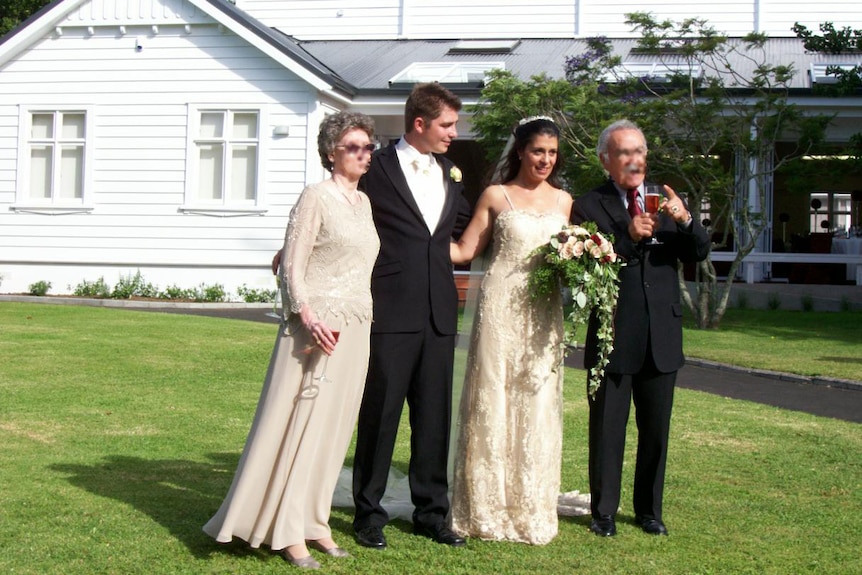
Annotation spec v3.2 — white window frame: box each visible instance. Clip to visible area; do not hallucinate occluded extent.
[181,104,268,216]
[810,191,852,233]
[12,106,95,215]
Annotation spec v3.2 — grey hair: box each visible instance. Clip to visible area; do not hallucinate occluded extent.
[596,119,646,161]
[317,111,376,172]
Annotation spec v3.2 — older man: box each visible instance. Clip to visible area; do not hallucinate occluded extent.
[571,119,710,537]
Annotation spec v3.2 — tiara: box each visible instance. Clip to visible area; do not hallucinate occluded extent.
[518,115,555,126]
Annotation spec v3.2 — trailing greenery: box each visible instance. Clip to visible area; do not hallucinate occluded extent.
[27,280,51,296]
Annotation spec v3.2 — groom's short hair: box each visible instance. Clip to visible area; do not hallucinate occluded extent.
[404,83,462,134]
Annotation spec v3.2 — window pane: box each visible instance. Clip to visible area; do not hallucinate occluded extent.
[198,143,224,200]
[29,145,53,199]
[199,112,224,139]
[61,113,85,139]
[232,112,258,139]
[59,145,84,199]
[31,114,54,139]
[230,145,257,201]
[833,193,851,213]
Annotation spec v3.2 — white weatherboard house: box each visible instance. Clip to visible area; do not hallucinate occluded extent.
[1,0,861,296]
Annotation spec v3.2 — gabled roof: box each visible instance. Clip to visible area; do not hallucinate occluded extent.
[0,0,354,100]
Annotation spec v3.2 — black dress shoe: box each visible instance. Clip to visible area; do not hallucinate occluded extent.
[637,517,669,536]
[589,515,617,537]
[413,522,466,547]
[354,526,387,549]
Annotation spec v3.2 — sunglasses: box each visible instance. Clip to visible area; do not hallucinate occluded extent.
[335,143,377,155]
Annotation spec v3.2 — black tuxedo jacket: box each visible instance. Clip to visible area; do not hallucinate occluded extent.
[571,180,710,374]
[362,143,471,335]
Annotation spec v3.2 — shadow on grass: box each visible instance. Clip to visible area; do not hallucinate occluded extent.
[50,452,269,559]
[51,453,415,559]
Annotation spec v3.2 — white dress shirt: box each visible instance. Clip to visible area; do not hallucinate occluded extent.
[396,137,445,233]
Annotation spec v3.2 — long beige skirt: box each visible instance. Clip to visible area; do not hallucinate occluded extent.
[203,314,370,550]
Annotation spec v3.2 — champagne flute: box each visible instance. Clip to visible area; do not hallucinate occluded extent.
[644,184,663,245]
[313,325,341,387]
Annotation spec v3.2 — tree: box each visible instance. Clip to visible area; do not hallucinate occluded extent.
[0,0,51,38]
[472,13,828,328]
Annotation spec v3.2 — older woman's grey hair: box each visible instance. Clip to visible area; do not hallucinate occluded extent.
[317,112,376,172]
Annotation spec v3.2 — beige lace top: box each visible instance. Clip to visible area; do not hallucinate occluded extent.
[281,180,380,323]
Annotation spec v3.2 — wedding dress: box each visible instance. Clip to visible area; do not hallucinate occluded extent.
[449,191,572,545]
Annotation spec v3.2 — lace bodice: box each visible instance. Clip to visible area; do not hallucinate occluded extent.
[281,181,380,323]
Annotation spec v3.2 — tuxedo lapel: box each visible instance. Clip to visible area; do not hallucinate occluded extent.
[434,154,455,236]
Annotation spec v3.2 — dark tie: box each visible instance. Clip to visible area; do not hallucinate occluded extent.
[627,188,642,217]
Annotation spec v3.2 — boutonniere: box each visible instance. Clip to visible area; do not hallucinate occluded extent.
[449,166,463,183]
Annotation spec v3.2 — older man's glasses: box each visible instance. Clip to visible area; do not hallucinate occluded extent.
[336,143,376,155]
[612,147,647,159]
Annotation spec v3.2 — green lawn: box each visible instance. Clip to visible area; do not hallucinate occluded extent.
[0,302,859,574]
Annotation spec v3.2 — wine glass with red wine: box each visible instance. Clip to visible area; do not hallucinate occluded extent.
[644,184,663,245]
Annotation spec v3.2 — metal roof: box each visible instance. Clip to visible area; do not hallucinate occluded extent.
[297,36,843,94]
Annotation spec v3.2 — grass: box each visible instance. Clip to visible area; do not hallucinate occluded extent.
[682,308,862,381]
[0,302,860,574]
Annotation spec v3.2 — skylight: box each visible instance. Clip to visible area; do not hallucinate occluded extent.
[809,62,861,85]
[389,62,505,86]
[448,40,520,54]
[608,61,702,83]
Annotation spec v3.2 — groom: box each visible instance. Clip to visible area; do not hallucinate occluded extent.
[352,83,471,549]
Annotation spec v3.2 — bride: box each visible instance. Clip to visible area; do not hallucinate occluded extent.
[447,116,581,545]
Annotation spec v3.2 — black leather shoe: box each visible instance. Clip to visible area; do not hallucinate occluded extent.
[354,526,387,549]
[413,522,466,547]
[589,515,617,537]
[637,517,669,536]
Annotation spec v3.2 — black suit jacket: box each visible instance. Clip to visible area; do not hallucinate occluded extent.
[571,180,710,374]
[362,143,471,335]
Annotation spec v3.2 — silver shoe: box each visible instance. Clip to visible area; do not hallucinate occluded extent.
[284,552,321,570]
[307,539,351,558]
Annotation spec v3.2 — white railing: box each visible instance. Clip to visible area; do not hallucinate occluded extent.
[709,252,862,284]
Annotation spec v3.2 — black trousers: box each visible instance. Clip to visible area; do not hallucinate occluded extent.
[588,352,677,521]
[352,322,455,530]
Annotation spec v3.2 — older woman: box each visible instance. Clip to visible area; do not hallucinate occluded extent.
[204,112,380,569]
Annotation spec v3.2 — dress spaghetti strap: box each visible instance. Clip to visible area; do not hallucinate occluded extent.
[499,185,516,211]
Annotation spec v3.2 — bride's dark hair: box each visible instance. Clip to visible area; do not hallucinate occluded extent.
[496,117,563,187]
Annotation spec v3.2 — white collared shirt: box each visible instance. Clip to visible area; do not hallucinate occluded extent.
[395,137,445,233]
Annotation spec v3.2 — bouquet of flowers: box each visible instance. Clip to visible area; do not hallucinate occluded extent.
[528,221,624,397]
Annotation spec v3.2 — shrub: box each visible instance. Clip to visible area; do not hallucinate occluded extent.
[199,283,227,303]
[800,293,814,312]
[28,280,51,296]
[111,271,159,299]
[158,285,195,300]
[73,277,111,298]
[236,284,277,303]
[735,291,748,310]
[767,292,781,310]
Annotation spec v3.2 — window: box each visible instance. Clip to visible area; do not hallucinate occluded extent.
[809,192,851,232]
[23,110,87,204]
[388,62,505,86]
[192,109,260,205]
